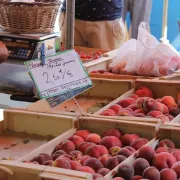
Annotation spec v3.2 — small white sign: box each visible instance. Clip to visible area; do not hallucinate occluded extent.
[25,50,93,99]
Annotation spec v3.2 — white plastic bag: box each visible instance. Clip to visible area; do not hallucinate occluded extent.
[109,39,136,74]
[125,22,180,76]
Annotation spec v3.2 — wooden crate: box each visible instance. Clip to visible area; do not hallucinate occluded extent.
[158,73,180,80]
[95,79,180,124]
[0,117,159,180]
[23,78,133,116]
[105,125,180,179]
[0,109,76,161]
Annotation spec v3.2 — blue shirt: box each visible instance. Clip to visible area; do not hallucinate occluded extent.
[61,0,123,21]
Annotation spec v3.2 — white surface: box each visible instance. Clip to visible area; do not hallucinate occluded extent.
[0,93,32,109]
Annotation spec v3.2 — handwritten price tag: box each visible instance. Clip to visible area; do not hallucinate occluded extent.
[25,50,93,105]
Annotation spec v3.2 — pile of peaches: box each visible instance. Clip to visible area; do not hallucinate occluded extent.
[113,139,180,180]
[101,86,180,123]
[24,128,150,180]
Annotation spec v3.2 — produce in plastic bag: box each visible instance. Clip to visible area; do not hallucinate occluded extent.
[109,39,136,74]
[110,22,180,77]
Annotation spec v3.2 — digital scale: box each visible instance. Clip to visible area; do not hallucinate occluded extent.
[0,31,61,61]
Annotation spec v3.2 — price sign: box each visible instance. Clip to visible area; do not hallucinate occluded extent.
[25,49,93,106]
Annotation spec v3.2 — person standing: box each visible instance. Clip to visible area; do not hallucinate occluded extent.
[59,0,125,51]
[123,0,152,39]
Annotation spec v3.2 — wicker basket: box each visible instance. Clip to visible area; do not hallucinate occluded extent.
[0,1,61,34]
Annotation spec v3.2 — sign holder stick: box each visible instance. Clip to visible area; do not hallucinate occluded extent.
[73,98,87,117]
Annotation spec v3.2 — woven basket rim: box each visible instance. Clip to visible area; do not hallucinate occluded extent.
[0,1,61,6]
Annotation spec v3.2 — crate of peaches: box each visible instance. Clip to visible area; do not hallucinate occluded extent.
[95,79,180,124]
[0,117,159,180]
[105,125,180,180]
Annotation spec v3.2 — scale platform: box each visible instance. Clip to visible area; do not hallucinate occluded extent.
[0,31,61,62]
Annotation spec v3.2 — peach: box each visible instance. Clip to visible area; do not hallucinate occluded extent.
[155,147,169,154]
[169,107,180,117]
[147,110,163,118]
[165,114,174,121]
[98,154,112,166]
[85,145,108,158]
[131,175,142,180]
[156,115,170,123]
[86,133,101,144]
[160,168,177,180]
[135,86,153,98]
[43,160,53,166]
[134,109,145,115]
[109,146,121,156]
[152,152,177,170]
[135,113,146,117]
[121,134,140,146]
[100,136,122,150]
[124,107,134,114]
[109,104,123,114]
[57,154,72,161]
[142,167,160,180]
[128,94,139,100]
[78,142,95,154]
[83,157,104,172]
[52,150,66,160]
[97,168,110,176]
[105,157,119,170]
[117,109,133,116]
[117,163,134,180]
[52,157,71,169]
[68,135,84,149]
[157,139,175,149]
[160,96,177,109]
[155,103,169,114]
[56,140,75,153]
[75,129,90,140]
[39,153,52,161]
[171,150,180,161]
[116,155,127,163]
[156,98,162,102]
[103,128,122,139]
[142,98,157,112]
[138,146,155,162]
[70,150,83,161]
[136,97,147,109]
[69,160,82,170]
[128,104,138,111]
[80,155,91,165]
[78,166,95,174]
[117,146,136,157]
[101,109,116,116]
[117,98,136,108]
[130,138,149,150]
[172,161,180,178]
[133,158,150,176]
[32,155,46,165]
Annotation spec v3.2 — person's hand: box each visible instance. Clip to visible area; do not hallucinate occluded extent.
[0,42,8,63]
